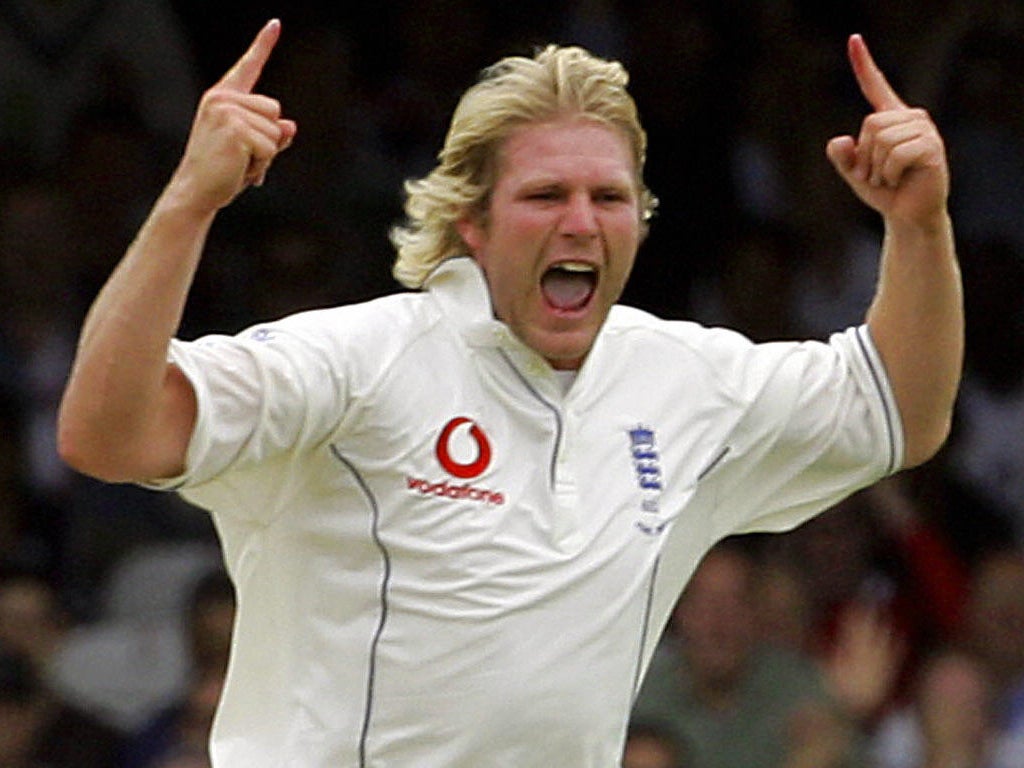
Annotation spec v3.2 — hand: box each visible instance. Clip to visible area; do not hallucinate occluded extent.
[826,34,949,228]
[173,19,298,212]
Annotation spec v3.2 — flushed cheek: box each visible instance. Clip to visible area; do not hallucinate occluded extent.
[603,262,631,295]
[492,277,544,329]
[603,256,636,300]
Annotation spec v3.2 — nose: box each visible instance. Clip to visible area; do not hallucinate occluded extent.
[560,192,599,238]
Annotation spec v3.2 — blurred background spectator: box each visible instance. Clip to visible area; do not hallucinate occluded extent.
[117,568,234,768]
[622,718,690,768]
[1,3,1021,765]
[0,0,198,173]
[632,538,899,768]
[0,639,123,767]
[869,645,1013,768]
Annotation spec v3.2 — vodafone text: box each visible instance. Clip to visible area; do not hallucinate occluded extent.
[405,476,506,505]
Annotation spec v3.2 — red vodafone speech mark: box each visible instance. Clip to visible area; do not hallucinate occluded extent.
[435,417,492,479]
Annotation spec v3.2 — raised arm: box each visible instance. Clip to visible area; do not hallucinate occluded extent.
[57,20,297,483]
[825,34,963,469]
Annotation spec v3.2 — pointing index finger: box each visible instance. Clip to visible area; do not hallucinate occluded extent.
[218,19,281,93]
[848,33,906,111]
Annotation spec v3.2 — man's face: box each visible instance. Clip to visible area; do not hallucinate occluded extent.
[673,549,756,687]
[457,117,643,369]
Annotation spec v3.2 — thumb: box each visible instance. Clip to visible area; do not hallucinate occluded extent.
[826,135,856,176]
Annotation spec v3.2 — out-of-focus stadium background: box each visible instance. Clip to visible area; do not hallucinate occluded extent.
[1,2,1023,766]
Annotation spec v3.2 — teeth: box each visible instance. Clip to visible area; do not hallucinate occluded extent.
[555,262,595,273]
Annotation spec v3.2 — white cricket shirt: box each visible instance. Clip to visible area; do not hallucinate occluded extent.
[156,256,902,767]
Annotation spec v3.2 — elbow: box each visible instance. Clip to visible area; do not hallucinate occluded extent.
[58,371,195,484]
[56,420,113,483]
[56,426,95,480]
[56,404,88,476]
[56,407,135,484]
[57,364,195,484]
[900,411,954,470]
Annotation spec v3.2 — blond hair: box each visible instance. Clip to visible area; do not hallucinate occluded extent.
[389,44,657,289]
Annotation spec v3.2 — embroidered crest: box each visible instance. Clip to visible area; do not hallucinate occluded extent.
[628,425,666,534]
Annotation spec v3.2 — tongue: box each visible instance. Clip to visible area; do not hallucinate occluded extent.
[541,270,593,310]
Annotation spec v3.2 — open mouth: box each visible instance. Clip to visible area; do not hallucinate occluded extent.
[540,262,597,312]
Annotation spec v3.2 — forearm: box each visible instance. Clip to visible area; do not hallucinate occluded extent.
[58,182,215,480]
[866,212,963,468]
[59,20,295,483]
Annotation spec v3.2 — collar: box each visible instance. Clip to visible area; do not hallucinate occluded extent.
[424,256,563,385]
[423,256,497,344]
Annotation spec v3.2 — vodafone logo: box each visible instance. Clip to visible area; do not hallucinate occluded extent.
[435,417,492,479]
[405,417,504,506]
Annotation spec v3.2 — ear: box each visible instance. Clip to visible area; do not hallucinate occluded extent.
[455,214,485,258]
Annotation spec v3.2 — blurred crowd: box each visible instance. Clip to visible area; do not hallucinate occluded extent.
[1,1,1023,766]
